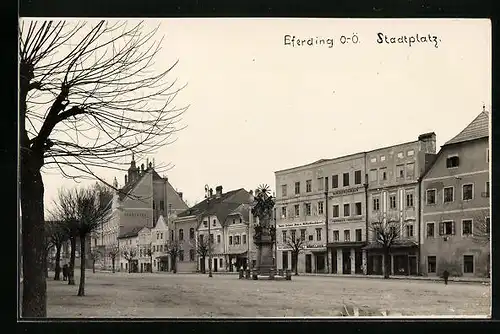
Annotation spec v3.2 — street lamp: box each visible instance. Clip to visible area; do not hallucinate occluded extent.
[205,184,213,278]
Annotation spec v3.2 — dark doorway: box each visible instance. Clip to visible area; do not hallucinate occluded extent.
[305,254,312,273]
[409,256,417,276]
[282,251,288,270]
[213,258,218,272]
[394,255,408,275]
[342,249,351,274]
[331,249,337,273]
[355,250,363,274]
[316,254,325,273]
[200,258,206,273]
[368,255,383,275]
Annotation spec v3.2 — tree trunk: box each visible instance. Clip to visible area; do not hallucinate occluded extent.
[172,258,177,273]
[68,237,76,285]
[78,236,86,296]
[202,256,206,274]
[383,248,391,279]
[92,259,95,273]
[128,260,131,273]
[112,258,115,273]
[21,156,47,318]
[150,255,153,273]
[54,245,62,280]
[293,253,299,276]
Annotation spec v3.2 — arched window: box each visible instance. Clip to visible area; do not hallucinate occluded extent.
[179,229,184,240]
[189,249,195,261]
[189,228,195,239]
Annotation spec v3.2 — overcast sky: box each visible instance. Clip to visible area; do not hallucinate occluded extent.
[32,18,491,211]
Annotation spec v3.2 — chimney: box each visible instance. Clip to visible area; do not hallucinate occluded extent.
[209,188,213,197]
[418,132,437,154]
[178,192,183,200]
[215,185,223,198]
[249,190,253,196]
[125,175,128,184]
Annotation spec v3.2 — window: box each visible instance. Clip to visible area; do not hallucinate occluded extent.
[316,228,322,241]
[210,234,214,244]
[317,177,324,191]
[291,230,296,242]
[332,205,339,217]
[239,218,242,224]
[426,189,436,205]
[232,218,236,224]
[333,230,340,241]
[389,226,397,237]
[446,156,460,168]
[281,206,287,218]
[332,175,339,188]
[300,229,306,241]
[380,155,386,161]
[439,221,455,236]
[305,203,312,216]
[396,164,405,179]
[370,157,377,163]
[281,184,287,197]
[318,201,324,215]
[463,255,474,274]
[306,180,312,193]
[389,194,397,209]
[234,235,240,245]
[189,249,195,261]
[282,231,287,243]
[355,229,362,242]
[373,197,380,211]
[203,221,208,228]
[160,200,165,211]
[343,173,350,187]
[443,187,454,203]
[140,249,143,257]
[406,163,415,179]
[213,219,216,226]
[157,233,160,240]
[355,170,362,185]
[189,228,195,239]
[179,229,184,241]
[308,235,313,241]
[462,219,473,236]
[294,204,300,217]
[407,149,414,156]
[406,192,414,208]
[427,256,436,273]
[217,234,221,243]
[243,234,247,244]
[406,224,414,238]
[397,152,404,159]
[427,223,434,238]
[380,167,387,181]
[199,234,204,243]
[295,182,300,195]
[370,169,378,182]
[179,250,184,261]
[219,258,223,267]
[344,230,351,242]
[343,204,350,217]
[170,230,174,240]
[160,245,163,252]
[160,232,163,239]
[462,184,473,201]
[355,202,362,215]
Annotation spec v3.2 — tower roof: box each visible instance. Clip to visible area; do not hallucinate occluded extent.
[444,110,489,146]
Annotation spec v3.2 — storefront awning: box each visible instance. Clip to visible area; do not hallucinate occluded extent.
[327,241,366,248]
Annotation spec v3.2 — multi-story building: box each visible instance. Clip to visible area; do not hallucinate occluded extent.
[420,110,490,278]
[275,154,366,274]
[137,226,152,273]
[151,215,169,271]
[117,226,141,272]
[91,155,187,271]
[364,132,437,276]
[224,203,253,271]
[174,186,253,273]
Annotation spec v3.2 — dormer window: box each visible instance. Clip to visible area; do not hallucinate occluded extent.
[446,155,460,168]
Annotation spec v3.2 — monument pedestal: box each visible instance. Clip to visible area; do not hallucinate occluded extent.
[254,229,275,277]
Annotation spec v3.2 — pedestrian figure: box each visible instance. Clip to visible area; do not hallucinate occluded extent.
[62,264,68,281]
[443,270,449,285]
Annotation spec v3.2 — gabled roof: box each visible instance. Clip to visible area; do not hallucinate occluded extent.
[117,225,144,239]
[444,111,489,146]
[177,188,250,218]
[226,203,251,224]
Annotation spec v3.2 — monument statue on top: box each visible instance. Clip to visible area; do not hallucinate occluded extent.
[251,184,276,278]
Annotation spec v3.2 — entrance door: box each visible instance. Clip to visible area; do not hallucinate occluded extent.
[200,258,206,273]
[282,251,288,270]
[213,258,218,272]
[394,255,408,275]
[331,250,337,274]
[342,249,351,274]
[355,250,363,274]
[409,256,417,276]
[305,254,312,273]
[316,254,325,273]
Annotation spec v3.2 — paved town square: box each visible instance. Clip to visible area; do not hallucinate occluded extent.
[46,271,490,318]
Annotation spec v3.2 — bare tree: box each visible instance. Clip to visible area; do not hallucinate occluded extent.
[122,247,138,273]
[471,209,490,246]
[367,213,403,279]
[147,243,154,273]
[51,185,113,296]
[45,221,68,280]
[281,236,306,276]
[19,19,187,317]
[165,239,182,274]
[89,250,101,274]
[107,244,119,273]
[191,235,213,274]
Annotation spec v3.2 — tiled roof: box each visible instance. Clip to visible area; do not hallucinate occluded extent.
[444,111,489,146]
[117,225,146,239]
[226,204,251,224]
[177,188,248,218]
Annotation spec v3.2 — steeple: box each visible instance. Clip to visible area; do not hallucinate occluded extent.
[127,153,138,183]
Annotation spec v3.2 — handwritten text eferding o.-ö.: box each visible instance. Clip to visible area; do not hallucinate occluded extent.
[376,32,441,48]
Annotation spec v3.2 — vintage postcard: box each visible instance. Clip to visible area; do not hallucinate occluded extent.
[18,18,491,318]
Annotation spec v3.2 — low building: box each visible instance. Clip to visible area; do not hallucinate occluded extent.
[420,110,490,278]
[117,226,141,272]
[151,215,169,271]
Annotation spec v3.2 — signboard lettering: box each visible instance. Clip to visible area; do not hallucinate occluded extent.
[329,187,362,197]
[277,220,324,228]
